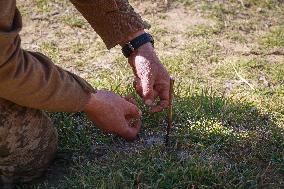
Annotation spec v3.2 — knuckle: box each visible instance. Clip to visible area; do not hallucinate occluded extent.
[128,103,138,111]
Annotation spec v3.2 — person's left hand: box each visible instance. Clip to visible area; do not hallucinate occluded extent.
[84,90,142,141]
[128,42,170,113]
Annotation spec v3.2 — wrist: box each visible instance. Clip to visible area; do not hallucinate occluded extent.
[129,42,154,58]
[83,92,99,113]
[121,33,154,58]
[119,30,146,47]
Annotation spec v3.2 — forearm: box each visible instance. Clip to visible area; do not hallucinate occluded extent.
[70,0,150,49]
[0,50,94,112]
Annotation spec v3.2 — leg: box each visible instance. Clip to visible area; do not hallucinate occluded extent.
[0,98,58,184]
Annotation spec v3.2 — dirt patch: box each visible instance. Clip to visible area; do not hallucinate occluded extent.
[132,1,217,56]
[159,6,215,33]
[217,38,251,55]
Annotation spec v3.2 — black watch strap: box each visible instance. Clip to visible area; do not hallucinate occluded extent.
[122,33,154,58]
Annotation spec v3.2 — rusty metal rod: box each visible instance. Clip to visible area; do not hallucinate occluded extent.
[165,77,174,146]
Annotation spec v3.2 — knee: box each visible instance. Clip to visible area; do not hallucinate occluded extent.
[0,102,58,184]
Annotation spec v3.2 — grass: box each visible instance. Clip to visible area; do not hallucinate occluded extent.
[60,15,87,28]
[35,0,52,13]
[186,24,222,37]
[260,27,284,49]
[16,0,284,188]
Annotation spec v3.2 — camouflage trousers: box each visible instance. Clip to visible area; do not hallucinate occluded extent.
[0,98,58,185]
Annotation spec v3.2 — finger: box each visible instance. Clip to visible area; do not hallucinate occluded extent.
[150,100,169,113]
[134,83,159,103]
[151,84,170,113]
[124,101,142,119]
[145,89,159,107]
[141,76,155,105]
[133,78,143,98]
[117,120,141,141]
[124,95,138,106]
[127,118,142,128]
[152,89,159,101]
[134,75,156,106]
[133,80,159,105]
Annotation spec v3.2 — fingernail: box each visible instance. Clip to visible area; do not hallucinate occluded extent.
[145,99,153,106]
[139,110,142,116]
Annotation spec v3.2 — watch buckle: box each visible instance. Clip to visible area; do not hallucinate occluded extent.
[127,42,135,51]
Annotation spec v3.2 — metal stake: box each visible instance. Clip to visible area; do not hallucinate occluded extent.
[165,77,174,146]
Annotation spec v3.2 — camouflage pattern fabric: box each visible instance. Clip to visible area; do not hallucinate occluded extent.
[0,98,58,185]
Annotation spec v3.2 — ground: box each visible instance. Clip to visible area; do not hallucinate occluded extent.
[16,0,284,188]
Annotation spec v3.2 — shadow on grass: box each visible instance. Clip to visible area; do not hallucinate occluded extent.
[170,90,284,187]
[172,90,284,160]
[18,90,284,188]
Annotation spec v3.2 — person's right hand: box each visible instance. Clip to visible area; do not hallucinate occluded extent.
[83,90,142,141]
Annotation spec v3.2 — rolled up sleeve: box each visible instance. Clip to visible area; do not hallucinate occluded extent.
[0,8,95,112]
[70,0,151,49]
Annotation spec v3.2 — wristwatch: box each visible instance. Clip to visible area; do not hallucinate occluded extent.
[122,33,154,58]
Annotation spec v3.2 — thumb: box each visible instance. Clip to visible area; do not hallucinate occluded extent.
[141,77,154,105]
